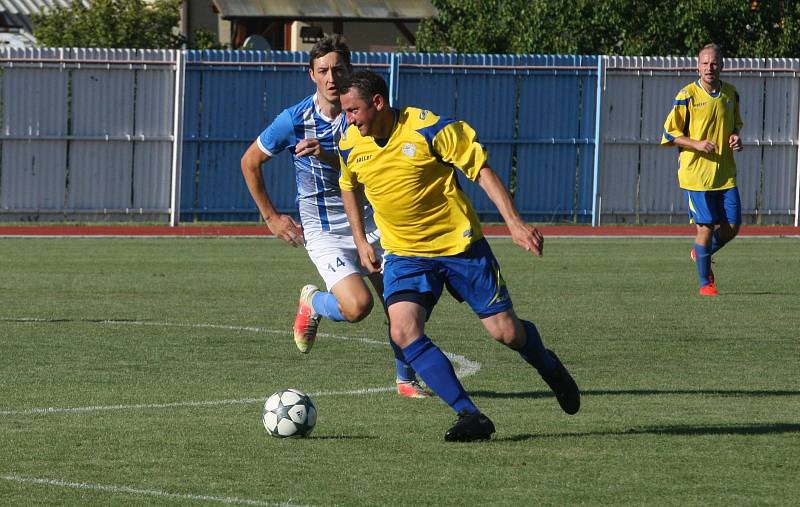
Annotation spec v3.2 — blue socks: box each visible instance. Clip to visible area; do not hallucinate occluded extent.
[311,291,346,321]
[309,291,420,382]
[397,322,555,414]
[709,230,727,255]
[517,320,556,374]
[388,336,417,382]
[402,335,477,414]
[693,243,713,287]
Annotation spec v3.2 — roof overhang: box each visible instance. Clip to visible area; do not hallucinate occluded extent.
[212,0,437,21]
[0,0,89,16]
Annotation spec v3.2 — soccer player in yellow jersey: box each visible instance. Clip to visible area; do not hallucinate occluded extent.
[662,43,744,296]
[337,70,580,442]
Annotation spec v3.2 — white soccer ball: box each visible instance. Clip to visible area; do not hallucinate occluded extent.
[262,388,317,438]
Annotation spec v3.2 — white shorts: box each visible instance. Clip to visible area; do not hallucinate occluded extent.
[304,227,383,291]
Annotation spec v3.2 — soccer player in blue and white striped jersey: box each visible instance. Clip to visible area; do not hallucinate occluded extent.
[241,35,428,398]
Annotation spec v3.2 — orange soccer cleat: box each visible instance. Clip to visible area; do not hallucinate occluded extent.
[293,284,321,353]
[699,283,718,296]
[396,379,433,399]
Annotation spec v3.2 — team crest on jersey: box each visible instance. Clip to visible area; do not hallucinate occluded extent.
[402,143,416,157]
[419,110,429,120]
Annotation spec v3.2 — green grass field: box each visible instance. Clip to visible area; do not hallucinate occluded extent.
[1,237,798,506]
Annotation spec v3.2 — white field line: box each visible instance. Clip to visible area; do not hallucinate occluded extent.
[0,474,307,507]
[0,319,481,417]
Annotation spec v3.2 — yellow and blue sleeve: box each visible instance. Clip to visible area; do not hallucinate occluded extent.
[337,128,358,192]
[662,90,690,145]
[426,120,488,181]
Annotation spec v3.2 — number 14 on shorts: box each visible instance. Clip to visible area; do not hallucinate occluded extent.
[327,257,346,272]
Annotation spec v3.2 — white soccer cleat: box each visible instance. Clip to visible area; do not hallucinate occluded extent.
[293,284,321,353]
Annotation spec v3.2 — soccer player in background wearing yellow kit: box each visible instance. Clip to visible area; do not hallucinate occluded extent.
[662,43,744,296]
[337,70,580,442]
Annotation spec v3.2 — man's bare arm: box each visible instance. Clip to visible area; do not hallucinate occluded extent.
[341,187,381,272]
[240,141,304,247]
[476,164,544,256]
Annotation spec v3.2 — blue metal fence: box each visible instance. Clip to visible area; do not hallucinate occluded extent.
[178,50,598,223]
[181,50,309,221]
[513,55,598,222]
[6,49,793,225]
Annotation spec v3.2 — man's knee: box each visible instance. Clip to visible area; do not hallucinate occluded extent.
[339,294,373,322]
[388,301,427,346]
[694,224,714,244]
[482,311,524,348]
[331,275,375,322]
[389,323,414,347]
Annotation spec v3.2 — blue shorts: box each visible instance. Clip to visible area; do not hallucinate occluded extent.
[686,188,741,225]
[383,238,513,320]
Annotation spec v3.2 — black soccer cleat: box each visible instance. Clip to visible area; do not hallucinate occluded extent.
[541,350,580,415]
[444,410,496,442]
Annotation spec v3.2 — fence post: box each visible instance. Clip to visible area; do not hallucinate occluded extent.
[591,55,605,227]
[795,76,800,227]
[170,50,186,227]
[388,52,400,107]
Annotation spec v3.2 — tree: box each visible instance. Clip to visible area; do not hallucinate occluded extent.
[416,0,800,57]
[32,0,184,49]
[192,28,224,50]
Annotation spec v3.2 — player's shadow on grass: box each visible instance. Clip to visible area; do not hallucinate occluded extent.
[309,436,378,441]
[470,389,800,399]
[500,422,800,442]
[720,291,797,296]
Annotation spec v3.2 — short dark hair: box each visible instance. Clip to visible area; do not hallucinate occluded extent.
[309,34,352,70]
[338,70,389,103]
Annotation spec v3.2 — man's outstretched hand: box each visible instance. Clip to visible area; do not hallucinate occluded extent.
[509,223,544,256]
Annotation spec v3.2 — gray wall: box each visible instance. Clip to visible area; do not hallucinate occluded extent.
[0,48,177,221]
[600,56,800,225]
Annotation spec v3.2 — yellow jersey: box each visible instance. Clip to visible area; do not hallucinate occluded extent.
[338,107,488,257]
[661,80,743,191]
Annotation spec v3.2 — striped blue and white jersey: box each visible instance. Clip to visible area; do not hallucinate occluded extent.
[257,93,374,233]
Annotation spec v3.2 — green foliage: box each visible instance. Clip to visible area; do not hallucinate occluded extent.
[415,0,521,53]
[418,0,800,57]
[191,28,224,50]
[32,0,184,49]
